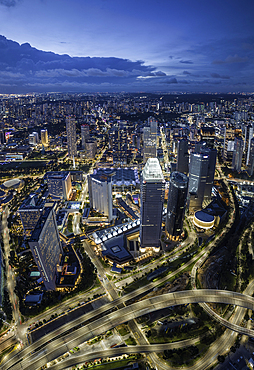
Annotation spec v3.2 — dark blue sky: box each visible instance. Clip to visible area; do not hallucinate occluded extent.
[0,0,254,93]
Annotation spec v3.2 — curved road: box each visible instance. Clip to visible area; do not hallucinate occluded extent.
[4,289,254,370]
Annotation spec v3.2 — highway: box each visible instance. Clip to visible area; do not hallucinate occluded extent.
[3,289,254,370]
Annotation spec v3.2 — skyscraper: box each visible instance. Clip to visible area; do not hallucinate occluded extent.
[244,124,254,165]
[176,138,189,175]
[232,137,243,172]
[200,147,217,203]
[46,171,72,200]
[29,206,63,291]
[140,158,165,252]
[81,124,90,149]
[188,152,210,213]
[66,116,77,158]
[88,171,113,221]
[165,172,188,241]
[223,124,235,162]
[143,117,158,163]
[41,129,48,147]
[247,137,254,176]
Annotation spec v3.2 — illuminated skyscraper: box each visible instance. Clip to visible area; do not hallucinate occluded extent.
[140,158,165,252]
[232,137,243,172]
[18,194,44,236]
[176,138,189,175]
[143,117,158,163]
[247,137,254,176]
[66,116,77,158]
[188,152,209,213]
[165,172,188,241]
[29,206,63,291]
[41,129,48,147]
[88,171,113,221]
[81,124,90,149]
[46,171,72,200]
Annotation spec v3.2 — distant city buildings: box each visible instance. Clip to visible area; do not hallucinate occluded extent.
[66,116,77,158]
[140,158,165,252]
[28,206,63,291]
[165,171,188,241]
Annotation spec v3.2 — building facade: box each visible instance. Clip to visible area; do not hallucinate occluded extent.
[165,172,188,240]
[232,137,243,172]
[29,206,63,291]
[41,129,48,147]
[81,124,90,149]
[18,194,44,236]
[88,172,113,221]
[140,158,165,252]
[46,171,72,200]
[176,138,189,175]
[188,152,210,213]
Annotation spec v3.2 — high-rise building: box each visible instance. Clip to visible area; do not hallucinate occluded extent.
[29,206,63,291]
[232,137,243,172]
[85,139,97,159]
[165,172,188,241]
[140,158,165,252]
[176,138,189,174]
[247,137,254,176]
[46,171,72,200]
[200,126,215,149]
[88,171,113,221]
[111,125,128,165]
[81,124,90,149]
[66,117,77,158]
[18,194,44,236]
[41,129,48,147]
[244,124,254,165]
[200,147,217,203]
[223,124,235,161]
[143,127,156,163]
[29,133,38,145]
[188,152,210,213]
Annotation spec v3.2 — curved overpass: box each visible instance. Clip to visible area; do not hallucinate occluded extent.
[49,340,200,370]
[4,289,254,370]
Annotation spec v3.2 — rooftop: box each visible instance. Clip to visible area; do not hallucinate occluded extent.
[143,158,164,182]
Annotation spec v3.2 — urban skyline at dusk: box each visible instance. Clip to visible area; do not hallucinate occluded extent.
[0,0,254,93]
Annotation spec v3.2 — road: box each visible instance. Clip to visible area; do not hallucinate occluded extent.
[3,289,254,370]
[1,207,25,345]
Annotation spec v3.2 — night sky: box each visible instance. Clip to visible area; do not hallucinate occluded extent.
[0,0,254,93]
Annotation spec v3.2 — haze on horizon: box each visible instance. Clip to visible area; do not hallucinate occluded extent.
[0,0,254,93]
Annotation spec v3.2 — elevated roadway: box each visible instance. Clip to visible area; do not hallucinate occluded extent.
[4,289,254,370]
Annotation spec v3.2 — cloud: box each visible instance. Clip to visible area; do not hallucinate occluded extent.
[210,73,230,79]
[179,60,193,64]
[212,54,248,64]
[0,0,21,6]
[163,78,178,84]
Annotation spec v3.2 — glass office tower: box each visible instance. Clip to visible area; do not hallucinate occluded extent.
[166,172,188,240]
[140,158,165,252]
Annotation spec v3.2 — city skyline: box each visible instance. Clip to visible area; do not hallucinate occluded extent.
[0,0,254,93]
